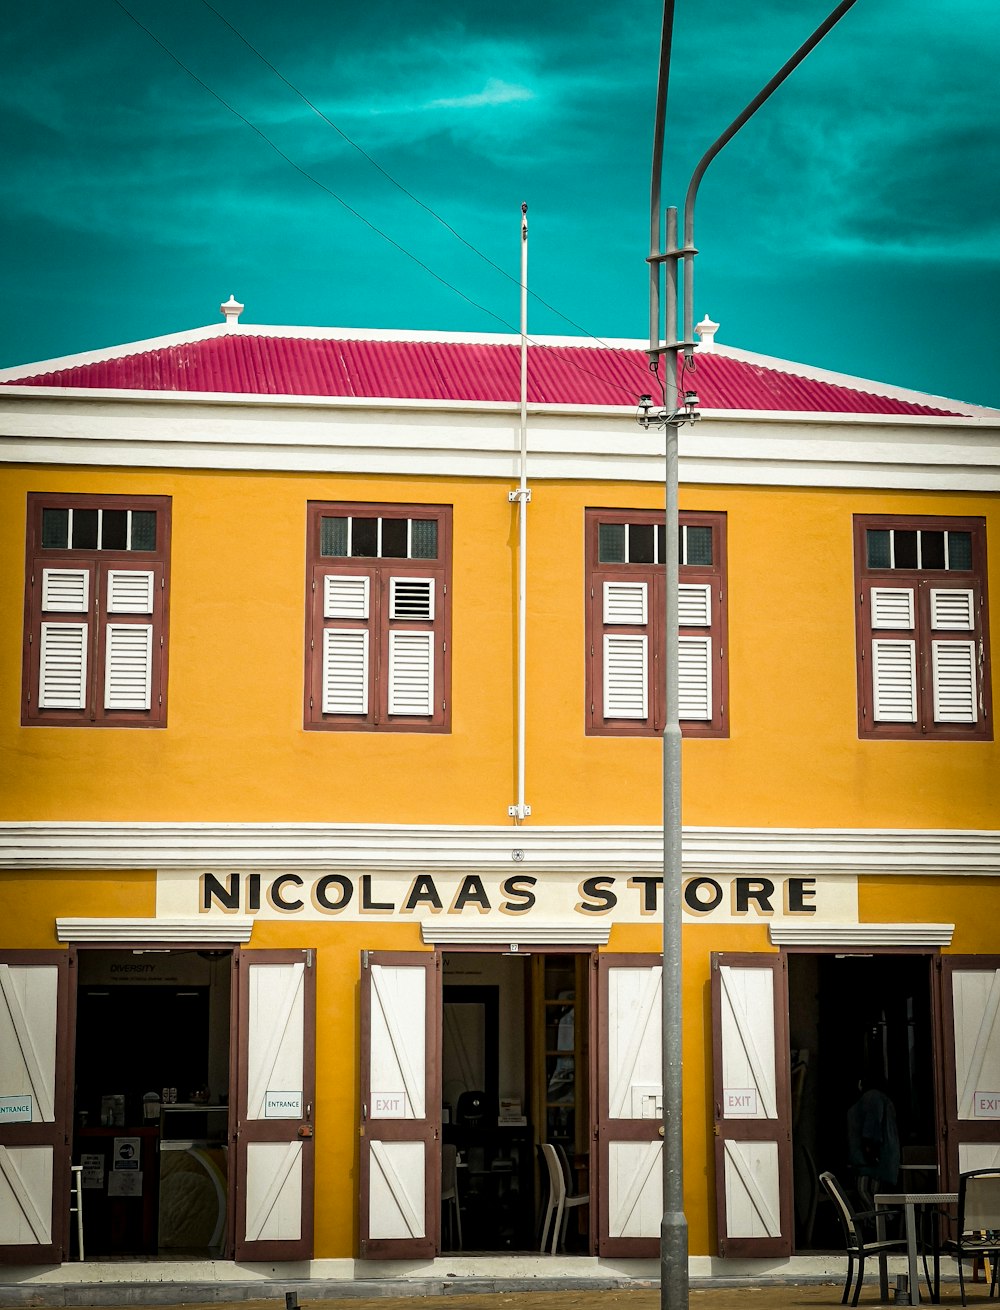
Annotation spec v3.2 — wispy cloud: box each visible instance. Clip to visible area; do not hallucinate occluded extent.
[428,78,533,110]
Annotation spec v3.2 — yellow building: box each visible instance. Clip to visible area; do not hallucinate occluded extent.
[0,306,998,1291]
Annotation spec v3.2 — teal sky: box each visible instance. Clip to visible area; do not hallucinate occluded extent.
[2,0,998,406]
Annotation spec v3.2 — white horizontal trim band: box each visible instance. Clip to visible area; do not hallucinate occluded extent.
[421,923,610,945]
[55,917,254,943]
[3,824,999,876]
[769,923,954,946]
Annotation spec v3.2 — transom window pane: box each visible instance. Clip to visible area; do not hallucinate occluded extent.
[921,531,945,570]
[684,525,713,565]
[893,530,918,569]
[320,517,349,557]
[352,517,378,557]
[867,530,891,568]
[101,510,128,551]
[131,511,157,552]
[411,519,438,559]
[629,523,655,564]
[948,531,972,570]
[598,523,626,563]
[42,508,69,549]
[381,517,408,558]
[73,509,99,550]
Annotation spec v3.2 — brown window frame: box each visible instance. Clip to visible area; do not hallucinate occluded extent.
[585,508,728,737]
[21,492,171,728]
[304,501,452,733]
[854,513,992,740]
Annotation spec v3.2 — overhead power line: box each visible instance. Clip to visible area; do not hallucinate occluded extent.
[109,0,642,400]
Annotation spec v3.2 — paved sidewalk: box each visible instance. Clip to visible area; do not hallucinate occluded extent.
[1,1283,982,1310]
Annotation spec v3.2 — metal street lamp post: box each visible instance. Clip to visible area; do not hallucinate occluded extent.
[642,5,860,1308]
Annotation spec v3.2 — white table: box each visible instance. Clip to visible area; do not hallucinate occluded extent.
[875,1191,957,1306]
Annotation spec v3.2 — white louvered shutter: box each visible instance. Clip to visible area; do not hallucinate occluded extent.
[872,639,917,722]
[931,588,974,631]
[932,642,977,723]
[38,623,88,708]
[871,586,915,630]
[107,570,154,614]
[388,632,434,716]
[41,568,89,613]
[322,629,369,714]
[605,633,648,719]
[390,578,434,621]
[604,581,647,626]
[105,624,153,709]
[324,575,370,620]
[929,587,978,724]
[679,584,713,720]
[679,636,712,720]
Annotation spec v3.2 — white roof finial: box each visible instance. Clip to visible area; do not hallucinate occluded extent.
[695,314,720,350]
[220,294,244,329]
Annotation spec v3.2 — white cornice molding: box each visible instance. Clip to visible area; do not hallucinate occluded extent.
[769,923,954,947]
[2,824,998,876]
[1,404,997,489]
[422,923,610,946]
[55,917,254,943]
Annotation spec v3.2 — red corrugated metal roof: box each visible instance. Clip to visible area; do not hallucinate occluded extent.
[1,333,960,416]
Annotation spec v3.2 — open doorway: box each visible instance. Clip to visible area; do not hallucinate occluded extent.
[72,948,232,1259]
[439,950,591,1253]
[788,951,937,1251]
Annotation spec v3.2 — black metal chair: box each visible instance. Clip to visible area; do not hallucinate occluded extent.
[820,1170,907,1305]
[944,1168,1000,1306]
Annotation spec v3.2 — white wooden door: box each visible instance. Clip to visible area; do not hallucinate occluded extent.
[941,957,1000,1179]
[711,953,792,1257]
[233,949,315,1261]
[597,954,662,1257]
[359,951,439,1258]
[0,952,71,1263]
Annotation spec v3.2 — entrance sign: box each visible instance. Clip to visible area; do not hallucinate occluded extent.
[157,868,859,926]
[264,1091,304,1119]
[0,1096,32,1123]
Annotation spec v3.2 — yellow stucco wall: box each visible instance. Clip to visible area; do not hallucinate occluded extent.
[1,465,996,829]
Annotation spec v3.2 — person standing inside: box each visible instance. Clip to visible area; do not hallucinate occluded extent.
[847,1069,900,1205]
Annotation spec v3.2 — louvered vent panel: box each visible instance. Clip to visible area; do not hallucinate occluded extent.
[932,641,977,723]
[930,588,974,631]
[678,635,712,720]
[322,629,369,714]
[871,587,914,630]
[104,624,153,710]
[107,570,154,614]
[872,639,917,722]
[603,581,647,626]
[388,631,434,715]
[678,583,712,628]
[604,633,647,719]
[41,568,89,613]
[324,575,370,620]
[390,577,435,621]
[38,623,88,708]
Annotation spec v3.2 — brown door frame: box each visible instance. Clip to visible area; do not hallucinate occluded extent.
[0,950,73,1265]
[782,944,943,1249]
